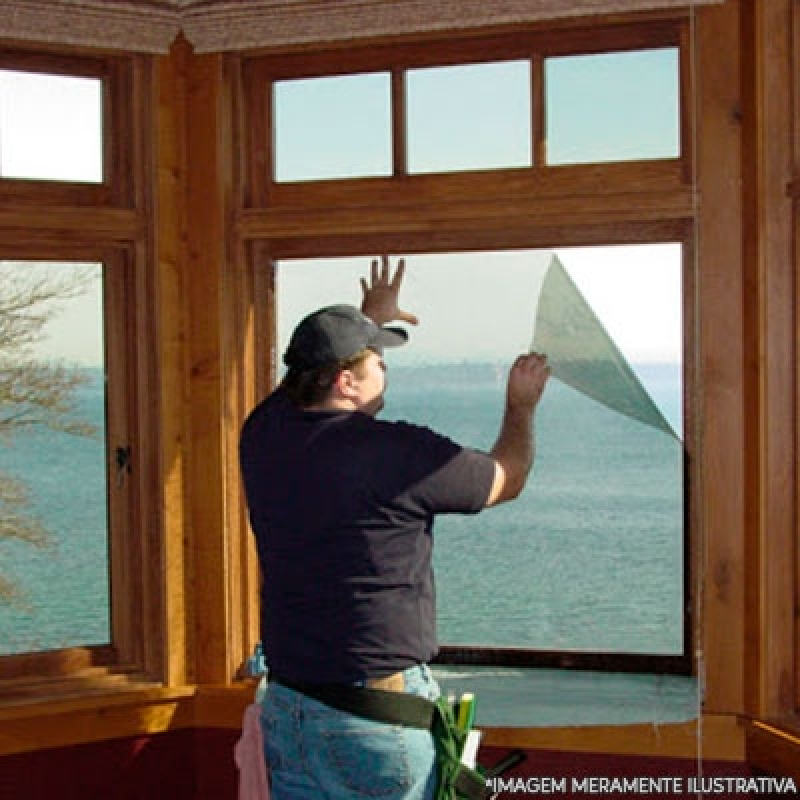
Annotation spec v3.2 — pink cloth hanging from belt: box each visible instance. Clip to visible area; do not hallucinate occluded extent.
[234,703,270,800]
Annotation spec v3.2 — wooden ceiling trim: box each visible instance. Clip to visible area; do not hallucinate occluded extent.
[1,0,725,54]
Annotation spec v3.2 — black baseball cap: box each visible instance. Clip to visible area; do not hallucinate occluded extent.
[283,304,408,371]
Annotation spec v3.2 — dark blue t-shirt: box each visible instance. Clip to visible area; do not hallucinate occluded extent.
[239,388,496,682]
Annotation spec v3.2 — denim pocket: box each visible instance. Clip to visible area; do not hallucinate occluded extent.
[318,716,417,797]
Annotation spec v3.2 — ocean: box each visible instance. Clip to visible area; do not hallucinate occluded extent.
[0,362,683,657]
[0,369,109,655]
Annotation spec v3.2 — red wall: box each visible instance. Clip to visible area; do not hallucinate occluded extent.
[0,729,238,800]
[0,733,758,800]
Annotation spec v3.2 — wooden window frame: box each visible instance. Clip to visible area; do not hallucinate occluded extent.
[0,49,137,207]
[237,13,697,675]
[0,49,164,700]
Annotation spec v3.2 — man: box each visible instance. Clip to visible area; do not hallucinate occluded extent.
[239,256,550,800]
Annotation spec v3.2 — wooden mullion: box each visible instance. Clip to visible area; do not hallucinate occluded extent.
[531,54,545,167]
[392,68,407,176]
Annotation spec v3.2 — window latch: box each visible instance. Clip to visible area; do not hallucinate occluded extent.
[115,445,132,488]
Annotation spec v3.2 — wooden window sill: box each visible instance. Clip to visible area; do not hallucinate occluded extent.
[0,683,196,757]
[0,676,755,767]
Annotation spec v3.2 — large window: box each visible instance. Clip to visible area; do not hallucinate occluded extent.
[0,50,158,692]
[274,246,685,661]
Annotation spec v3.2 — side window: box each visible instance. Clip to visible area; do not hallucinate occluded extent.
[0,52,154,689]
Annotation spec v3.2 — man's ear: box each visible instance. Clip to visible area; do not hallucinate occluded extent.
[332,368,358,399]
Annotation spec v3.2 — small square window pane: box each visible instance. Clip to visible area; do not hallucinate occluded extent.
[546,48,680,165]
[0,70,103,182]
[406,61,531,174]
[273,73,392,182]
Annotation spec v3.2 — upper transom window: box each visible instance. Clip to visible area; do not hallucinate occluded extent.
[269,46,679,182]
[0,69,103,183]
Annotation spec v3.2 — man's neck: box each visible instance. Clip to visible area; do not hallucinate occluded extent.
[304,397,357,413]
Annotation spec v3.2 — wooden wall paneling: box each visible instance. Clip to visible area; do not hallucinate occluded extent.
[695,0,746,715]
[182,47,254,686]
[154,38,193,688]
[183,48,231,686]
[740,0,797,720]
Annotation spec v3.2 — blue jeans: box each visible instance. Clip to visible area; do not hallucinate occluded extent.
[260,664,440,800]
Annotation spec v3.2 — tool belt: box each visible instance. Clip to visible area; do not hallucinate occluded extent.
[270,675,492,800]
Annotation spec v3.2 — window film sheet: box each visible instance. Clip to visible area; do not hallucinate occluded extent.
[531,255,679,441]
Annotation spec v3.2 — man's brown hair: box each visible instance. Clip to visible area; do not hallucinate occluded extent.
[281,348,373,408]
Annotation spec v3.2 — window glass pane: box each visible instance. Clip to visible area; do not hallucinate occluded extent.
[0,262,108,655]
[273,73,392,182]
[406,61,531,173]
[0,70,103,182]
[545,48,680,164]
[274,245,683,655]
